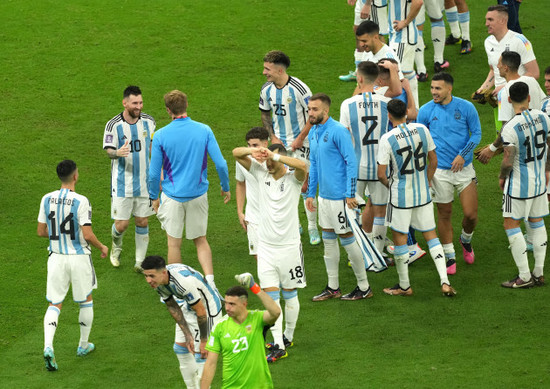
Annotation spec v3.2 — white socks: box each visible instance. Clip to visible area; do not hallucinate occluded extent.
[44,305,60,350]
[79,301,94,348]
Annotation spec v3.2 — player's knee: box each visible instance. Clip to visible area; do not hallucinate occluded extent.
[281,289,298,300]
[322,230,337,240]
[339,235,356,246]
[174,343,190,355]
[266,290,280,301]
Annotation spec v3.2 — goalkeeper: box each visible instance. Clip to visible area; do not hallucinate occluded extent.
[201,274,280,389]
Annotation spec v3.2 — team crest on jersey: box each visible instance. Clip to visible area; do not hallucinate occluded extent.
[142,130,147,138]
[246,325,252,334]
[323,132,329,142]
[454,110,461,120]
[287,97,293,104]
[280,182,285,192]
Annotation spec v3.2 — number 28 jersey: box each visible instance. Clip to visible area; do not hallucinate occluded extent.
[38,188,92,255]
[103,113,156,198]
[377,123,435,209]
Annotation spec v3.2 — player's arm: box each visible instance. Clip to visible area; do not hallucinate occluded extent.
[235,273,281,325]
[165,296,195,353]
[206,131,231,203]
[477,68,495,94]
[393,0,423,31]
[291,121,312,151]
[190,300,209,358]
[377,163,389,188]
[402,78,418,120]
[380,60,402,98]
[105,140,130,159]
[360,0,371,19]
[261,110,281,144]
[200,351,219,389]
[335,130,359,203]
[81,225,108,258]
[427,150,438,184]
[499,144,515,191]
[37,222,48,238]
[523,59,540,80]
[233,147,255,171]
[262,147,308,182]
[148,135,163,202]
[235,179,247,231]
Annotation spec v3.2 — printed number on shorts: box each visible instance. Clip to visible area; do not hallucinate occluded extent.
[231,336,249,354]
[396,142,426,175]
[274,104,287,116]
[361,115,378,145]
[523,130,546,163]
[47,212,76,240]
[289,266,304,280]
[194,329,200,343]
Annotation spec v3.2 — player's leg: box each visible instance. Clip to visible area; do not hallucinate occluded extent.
[456,0,472,54]
[72,254,97,356]
[174,317,200,389]
[133,197,154,271]
[415,19,428,82]
[432,169,457,273]
[340,231,373,300]
[383,222,413,296]
[425,0,448,71]
[340,3,364,81]
[304,194,320,245]
[265,287,287,362]
[281,289,299,347]
[111,197,132,267]
[528,195,549,284]
[422,219,456,296]
[444,0,462,44]
[157,193,184,263]
[279,242,305,345]
[77,294,95,356]
[458,177,478,264]
[502,218,532,287]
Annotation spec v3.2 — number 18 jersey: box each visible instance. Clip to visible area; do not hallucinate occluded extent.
[377,123,435,208]
[340,92,391,181]
[38,188,92,255]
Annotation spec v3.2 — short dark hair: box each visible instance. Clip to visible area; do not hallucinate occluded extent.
[263,50,290,69]
[123,85,142,99]
[387,99,407,119]
[57,160,77,183]
[488,5,508,15]
[357,61,379,83]
[356,20,379,36]
[544,66,550,75]
[501,51,521,72]
[509,81,529,103]
[141,255,167,271]
[246,127,269,142]
[377,58,398,77]
[432,72,454,86]
[268,143,287,155]
[225,285,248,299]
[310,93,331,107]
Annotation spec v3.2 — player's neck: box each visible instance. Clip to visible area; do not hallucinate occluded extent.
[60,183,75,191]
[274,74,289,89]
[505,72,520,82]
[122,110,139,125]
[272,165,287,181]
[494,28,508,42]
[358,84,374,94]
[232,310,248,325]
[513,103,529,114]
[372,41,384,55]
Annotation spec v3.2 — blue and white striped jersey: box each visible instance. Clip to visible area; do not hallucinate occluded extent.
[388,0,419,45]
[340,92,391,181]
[377,123,435,208]
[103,112,156,198]
[501,109,550,199]
[259,76,311,148]
[157,263,223,318]
[38,188,92,255]
[541,96,550,116]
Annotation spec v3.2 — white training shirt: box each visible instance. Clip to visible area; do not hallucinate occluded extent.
[358,44,405,80]
[235,160,260,224]
[498,76,546,122]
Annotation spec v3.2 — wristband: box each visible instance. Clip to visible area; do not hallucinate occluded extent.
[272,153,281,162]
[489,144,497,152]
[250,283,261,294]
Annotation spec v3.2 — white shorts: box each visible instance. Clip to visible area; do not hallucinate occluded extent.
[416,4,426,26]
[432,165,477,204]
[502,193,550,220]
[111,196,154,220]
[318,197,351,234]
[246,222,259,255]
[389,41,416,72]
[46,253,97,304]
[357,181,388,206]
[174,302,222,354]
[386,202,436,234]
[290,146,310,163]
[355,2,389,35]
[157,192,208,240]
[423,0,443,19]
[257,241,306,290]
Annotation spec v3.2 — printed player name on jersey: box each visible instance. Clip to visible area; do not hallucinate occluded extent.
[395,127,418,140]
[48,197,74,206]
[359,101,379,109]
[517,116,543,131]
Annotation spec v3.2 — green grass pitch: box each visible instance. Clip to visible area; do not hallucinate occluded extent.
[1,1,549,388]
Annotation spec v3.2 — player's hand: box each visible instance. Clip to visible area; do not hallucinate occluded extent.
[235,272,256,289]
[360,3,371,19]
[450,155,465,173]
[251,147,267,162]
[477,147,495,164]
[152,199,160,213]
[347,0,357,5]
[100,244,108,258]
[346,197,358,209]
[290,138,304,151]
[117,140,130,158]
[305,197,316,212]
[183,334,195,354]
[221,190,231,204]
[499,178,506,191]
[393,20,407,32]
[199,339,207,359]
[492,85,504,97]
[238,212,247,231]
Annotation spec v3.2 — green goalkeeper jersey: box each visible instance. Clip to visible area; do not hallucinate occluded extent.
[206,310,273,389]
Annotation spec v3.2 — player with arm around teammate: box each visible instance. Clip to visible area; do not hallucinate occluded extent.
[201,276,281,389]
[233,143,307,362]
[499,82,550,289]
[377,100,456,297]
[38,160,108,371]
[103,85,155,272]
[141,255,223,389]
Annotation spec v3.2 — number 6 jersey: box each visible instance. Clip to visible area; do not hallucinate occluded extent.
[38,188,92,255]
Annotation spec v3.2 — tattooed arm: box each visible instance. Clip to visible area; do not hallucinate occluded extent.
[165,296,195,352]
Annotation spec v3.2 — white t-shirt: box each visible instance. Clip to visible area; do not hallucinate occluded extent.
[235,160,260,224]
[498,76,546,122]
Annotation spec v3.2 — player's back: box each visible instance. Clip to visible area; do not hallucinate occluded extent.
[38,188,91,255]
[502,109,550,199]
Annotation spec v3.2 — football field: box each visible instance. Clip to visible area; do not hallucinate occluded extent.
[1,1,549,387]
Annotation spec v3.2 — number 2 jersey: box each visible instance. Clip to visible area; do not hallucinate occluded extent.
[103,112,156,198]
[206,310,273,389]
[501,109,550,199]
[377,123,435,209]
[38,188,92,255]
[259,76,311,148]
[340,92,391,181]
